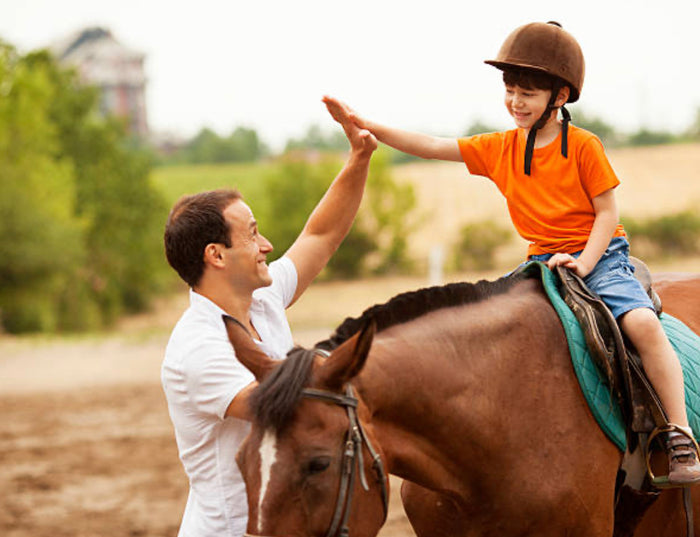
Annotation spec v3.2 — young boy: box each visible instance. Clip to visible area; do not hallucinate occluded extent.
[324,21,700,486]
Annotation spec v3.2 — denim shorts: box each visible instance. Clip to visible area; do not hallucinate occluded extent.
[528,237,654,319]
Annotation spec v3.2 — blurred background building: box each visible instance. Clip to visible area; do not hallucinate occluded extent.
[52,27,149,138]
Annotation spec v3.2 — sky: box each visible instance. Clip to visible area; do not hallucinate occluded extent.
[2,0,699,150]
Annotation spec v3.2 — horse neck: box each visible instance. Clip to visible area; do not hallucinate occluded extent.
[353,278,567,486]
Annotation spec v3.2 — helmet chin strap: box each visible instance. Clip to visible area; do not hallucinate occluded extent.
[523,86,571,176]
[560,105,571,158]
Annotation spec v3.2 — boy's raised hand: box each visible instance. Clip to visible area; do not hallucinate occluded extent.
[323,96,377,156]
[322,96,367,128]
[323,96,462,162]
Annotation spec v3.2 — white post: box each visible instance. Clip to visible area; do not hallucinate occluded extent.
[428,245,445,286]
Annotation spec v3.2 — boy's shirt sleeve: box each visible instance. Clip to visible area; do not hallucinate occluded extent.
[577,135,620,199]
[457,133,502,179]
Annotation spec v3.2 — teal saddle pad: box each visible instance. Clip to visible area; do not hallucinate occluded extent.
[522,261,700,451]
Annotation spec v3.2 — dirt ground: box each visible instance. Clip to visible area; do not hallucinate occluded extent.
[0,324,416,537]
[0,382,415,537]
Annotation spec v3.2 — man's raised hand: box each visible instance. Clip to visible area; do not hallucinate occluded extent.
[322,96,377,155]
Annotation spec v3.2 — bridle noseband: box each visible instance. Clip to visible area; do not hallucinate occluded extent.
[300,383,389,537]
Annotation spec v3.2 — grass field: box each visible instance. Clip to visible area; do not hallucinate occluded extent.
[151,142,700,274]
[142,141,700,336]
[151,161,273,205]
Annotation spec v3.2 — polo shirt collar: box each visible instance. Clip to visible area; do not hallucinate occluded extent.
[189,288,263,342]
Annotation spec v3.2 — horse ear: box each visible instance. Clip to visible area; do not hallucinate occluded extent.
[222,315,276,381]
[316,319,376,391]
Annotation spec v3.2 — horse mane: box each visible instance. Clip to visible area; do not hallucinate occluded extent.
[248,272,528,431]
[248,346,317,432]
[316,271,527,351]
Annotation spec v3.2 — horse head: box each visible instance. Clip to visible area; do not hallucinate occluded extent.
[223,315,389,537]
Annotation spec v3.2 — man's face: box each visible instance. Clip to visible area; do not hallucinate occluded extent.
[222,200,274,291]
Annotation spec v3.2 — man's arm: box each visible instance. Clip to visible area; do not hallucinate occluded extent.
[322,96,463,162]
[284,97,378,305]
[224,381,256,420]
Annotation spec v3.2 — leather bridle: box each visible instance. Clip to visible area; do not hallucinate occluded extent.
[245,364,389,537]
[300,383,389,537]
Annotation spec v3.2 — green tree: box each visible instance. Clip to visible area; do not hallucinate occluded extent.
[453,220,512,271]
[0,43,85,332]
[569,109,619,146]
[627,128,677,146]
[464,120,500,136]
[31,49,168,324]
[363,149,418,274]
[227,127,266,161]
[183,128,222,162]
[687,108,700,140]
[0,45,167,332]
[259,149,417,278]
[260,156,339,259]
[284,124,349,153]
[623,210,700,258]
[259,154,379,279]
[172,126,267,164]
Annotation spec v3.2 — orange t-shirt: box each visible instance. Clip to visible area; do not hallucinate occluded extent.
[458,125,626,256]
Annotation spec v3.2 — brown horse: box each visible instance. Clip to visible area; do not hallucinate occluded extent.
[225,271,700,537]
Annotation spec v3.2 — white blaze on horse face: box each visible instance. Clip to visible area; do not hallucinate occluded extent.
[257,429,278,533]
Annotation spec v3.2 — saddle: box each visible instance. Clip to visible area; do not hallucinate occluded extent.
[554,258,666,444]
[555,259,694,537]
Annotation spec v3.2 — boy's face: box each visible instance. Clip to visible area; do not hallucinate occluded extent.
[504,84,553,130]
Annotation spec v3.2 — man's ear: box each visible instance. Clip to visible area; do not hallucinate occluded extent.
[555,85,570,107]
[203,243,225,268]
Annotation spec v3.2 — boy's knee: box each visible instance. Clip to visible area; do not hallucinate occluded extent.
[620,307,662,338]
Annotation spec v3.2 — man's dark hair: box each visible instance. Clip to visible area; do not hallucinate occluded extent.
[164,189,242,287]
[502,67,564,93]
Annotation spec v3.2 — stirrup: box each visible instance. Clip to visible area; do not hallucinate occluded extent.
[646,424,700,489]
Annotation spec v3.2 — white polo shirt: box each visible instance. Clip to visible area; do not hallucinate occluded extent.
[162,256,297,537]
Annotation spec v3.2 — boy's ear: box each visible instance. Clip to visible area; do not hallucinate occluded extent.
[556,85,570,107]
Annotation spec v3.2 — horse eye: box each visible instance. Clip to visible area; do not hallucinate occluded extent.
[305,456,331,475]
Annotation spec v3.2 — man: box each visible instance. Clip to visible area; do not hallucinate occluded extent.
[161,97,378,536]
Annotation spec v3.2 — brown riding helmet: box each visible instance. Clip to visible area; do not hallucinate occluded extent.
[485,21,585,103]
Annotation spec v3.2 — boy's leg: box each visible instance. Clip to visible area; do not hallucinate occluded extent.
[620,307,700,485]
[619,308,688,427]
[582,237,689,425]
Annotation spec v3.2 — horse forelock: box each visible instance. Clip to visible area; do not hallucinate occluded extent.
[248,346,316,432]
[316,271,528,351]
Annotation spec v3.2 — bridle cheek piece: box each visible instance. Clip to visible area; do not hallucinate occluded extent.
[299,384,389,537]
[245,378,389,537]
